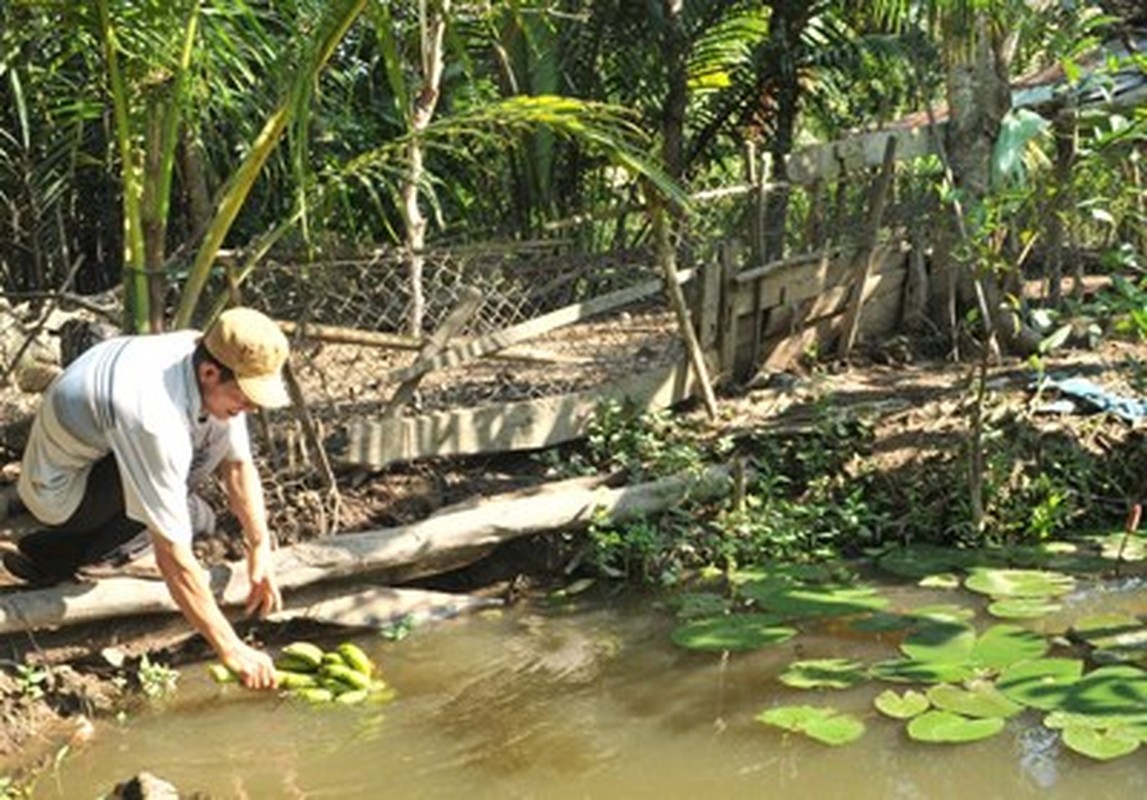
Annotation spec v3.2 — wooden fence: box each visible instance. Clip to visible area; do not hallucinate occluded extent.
[335,125,926,469]
[338,242,910,469]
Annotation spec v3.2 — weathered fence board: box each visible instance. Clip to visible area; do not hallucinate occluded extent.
[786,124,940,185]
[383,269,694,386]
[342,358,696,468]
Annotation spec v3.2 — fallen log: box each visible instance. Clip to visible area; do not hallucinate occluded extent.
[270,585,503,630]
[0,464,735,634]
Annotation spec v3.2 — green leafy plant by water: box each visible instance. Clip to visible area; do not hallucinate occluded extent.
[756,705,866,746]
[671,553,1147,760]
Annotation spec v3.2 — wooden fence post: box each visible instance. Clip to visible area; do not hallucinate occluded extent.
[695,252,723,375]
[836,135,898,359]
[718,242,739,380]
[381,286,483,419]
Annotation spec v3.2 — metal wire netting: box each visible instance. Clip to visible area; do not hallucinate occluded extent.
[235,241,680,417]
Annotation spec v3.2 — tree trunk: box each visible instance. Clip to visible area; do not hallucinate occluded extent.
[402,2,448,337]
[936,16,1030,352]
[0,464,737,634]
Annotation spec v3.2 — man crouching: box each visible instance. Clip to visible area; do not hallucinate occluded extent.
[1,307,290,690]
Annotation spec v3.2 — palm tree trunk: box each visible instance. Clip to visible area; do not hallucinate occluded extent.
[760,1,812,265]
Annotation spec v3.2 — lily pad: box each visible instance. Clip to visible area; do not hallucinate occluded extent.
[876,545,978,578]
[918,573,961,589]
[850,612,916,633]
[996,658,1085,711]
[873,689,930,720]
[964,568,1076,599]
[1061,725,1142,761]
[986,598,1062,620]
[1068,613,1147,664]
[906,710,1005,743]
[1089,532,1147,562]
[757,705,866,746]
[869,658,976,685]
[779,658,869,690]
[926,682,1023,719]
[742,583,890,619]
[899,621,976,664]
[1059,664,1147,718]
[908,604,977,624]
[970,624,1050,671]
[850,604,972,633]
[729,564,835,588]
[670,614,797,652]
[670,592,732,620]
[1043,710,1147,734]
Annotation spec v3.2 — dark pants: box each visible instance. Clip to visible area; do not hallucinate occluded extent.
[17,454,147,580]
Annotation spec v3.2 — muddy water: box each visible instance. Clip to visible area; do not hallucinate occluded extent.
[34,580,1147,800]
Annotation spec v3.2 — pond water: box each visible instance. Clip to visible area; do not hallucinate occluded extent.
[32,577,1147,800]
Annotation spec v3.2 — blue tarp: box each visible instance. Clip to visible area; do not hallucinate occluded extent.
[1033,375,1147,423]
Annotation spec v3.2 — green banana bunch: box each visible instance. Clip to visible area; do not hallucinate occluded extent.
[208,640,395,707]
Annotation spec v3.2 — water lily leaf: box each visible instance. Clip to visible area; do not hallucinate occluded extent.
[996,658,1084,710]
[757,705,866,746]
[908,604,976,624]
[1043,710,1147,735]
[986,598,1062,619]
[729,563,836,588]
[670,592,732,620]
[853,604,973,633]
[1068,614,1147,664]
[906,710,1006,743]
[926,683,1023,719]
[900,621,976,664]
[1061,725,1142,761]
[742,584,890,619]
[670,614,797,652]
[851,612,916,633]
[1088,532,1147,562]
[779,658,868,690]
[869,658,976,685]
[970,624,1050,671]
[1059,665,1147,718]
[918,573,961,589]
[874,689,930,720]
[877,545,977,578]
[964,568,1076,599]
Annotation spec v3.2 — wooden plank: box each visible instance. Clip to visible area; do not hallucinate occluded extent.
[341,359,696,469]
[838,136,899,358]
[757,256,907,339]
[381,287,483,419]
[279,320,422,350]
[785,124,941,185]
[279,319,591,366]
[383,269,694,386]
[717,246,740,380]
[695,254,723,359]
[731,243,904,319]
[735,247,844,286]
[760,270,907,370]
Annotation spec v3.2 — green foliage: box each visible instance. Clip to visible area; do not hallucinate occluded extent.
[584,398,709,480]
[757,705,866,746]
[136,655,179,700]
[580,397,894,584]
[0,775,31,800]
[12,662,50,701]
[379,614,415,642]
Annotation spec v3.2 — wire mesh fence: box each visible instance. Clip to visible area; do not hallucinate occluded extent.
[238,240,680,416]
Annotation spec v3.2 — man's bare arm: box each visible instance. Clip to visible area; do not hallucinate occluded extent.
[151,532,276,689]
[217,458,281,617]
